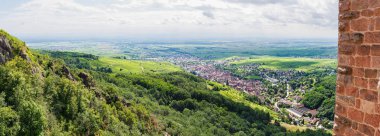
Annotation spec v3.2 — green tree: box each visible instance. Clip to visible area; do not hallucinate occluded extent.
[0,107,20,136]
[317,98,335,120]
[302,91,325,109]
[18,101,46,136]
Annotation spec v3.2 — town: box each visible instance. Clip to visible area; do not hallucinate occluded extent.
[156,54,335,130]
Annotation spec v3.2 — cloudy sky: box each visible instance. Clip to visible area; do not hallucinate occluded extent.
[0,0,338,41]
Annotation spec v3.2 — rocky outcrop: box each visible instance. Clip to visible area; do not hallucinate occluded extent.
[19,49,30,62]
[61,66,75,81]
[0,36,31,64]
[78,72,95,88]
[0,36,14,64]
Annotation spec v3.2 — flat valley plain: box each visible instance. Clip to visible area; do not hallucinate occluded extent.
[230,56,337,71]
[28,40,337,59]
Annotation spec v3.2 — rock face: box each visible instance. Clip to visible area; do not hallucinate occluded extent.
[78,72,95,88]
[0,36,30,64]
[0,36,14,64]
[61,66,75,81]
[19,49,30,62]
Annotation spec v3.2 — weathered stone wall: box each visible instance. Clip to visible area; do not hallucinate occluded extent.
[335,0,380,135]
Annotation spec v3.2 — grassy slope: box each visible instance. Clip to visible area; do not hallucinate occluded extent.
[100,58,279,121]
[99,57,182,74]
[280,123,308,132]
[98,57,282,126]
[231,56,337,71]
[219,89,314,132]
[218,89,314,132]
[219,90,279,120]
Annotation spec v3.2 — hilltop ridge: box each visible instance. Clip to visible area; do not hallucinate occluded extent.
[0,30,31,63]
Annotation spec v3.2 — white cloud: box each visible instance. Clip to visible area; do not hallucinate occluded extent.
[0,0,338,41]
[223,0,298,5]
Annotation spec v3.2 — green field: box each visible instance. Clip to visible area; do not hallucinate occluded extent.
[230,56,337,71]
[99,57,182,74]
[280,122,309,132]
[219,90,279,120]
[29,41,337,60]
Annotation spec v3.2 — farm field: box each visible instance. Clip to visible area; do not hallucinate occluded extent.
[28,41,125,56]
[99,57,182,74]
[230,56,337,71]
[280,123,309,132]
[28,40,337,60]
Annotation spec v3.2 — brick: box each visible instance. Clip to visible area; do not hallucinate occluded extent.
[364,32,380,43]
[346,86,359,97]
[340,11,360,20]
[344,128,354,136]
[372,56,380,67]
[340,33,351,42]
[339,55,355,66]
[344,128,359,136]
[338,45,355,55]
[376,104,380,113]
[348,108,364,122]
[351,18,369,31]
[354,129,367,136]
[334,124,348,135]
[351,121,359,130]
[364,113,380,127]
[338,66,353,75]
[336,101,348,116]
[353,68,365,77]
[360,89,378,102]
[354,77,368,88]
[369,0,380,8]
[351,0,368,10]
[339,44,356,55]
[339,20,350,32]
[352,33,365,44]
[358,123,376,136]
[371,45,380,56]
[352,0,369,10]
[369,79,379,90]
[355,56,371,67]
[337,95,356,106]
[370,18,376,31]
[339,33,365,44]
[356,99,361,109]
[365,69,378,78]
[338,74,353,85]
[337,85,345,95]
[361,100,376,113]
[340,0,350,11]
[356,45,370,56]
[375,18,380,30]
[335,115,352,127]
[362,9,374,17]
[376,130,380,136]
[375,8,380,16]
[334,125,347,135]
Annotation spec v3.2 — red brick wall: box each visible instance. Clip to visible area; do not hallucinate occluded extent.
[335,0,380,135]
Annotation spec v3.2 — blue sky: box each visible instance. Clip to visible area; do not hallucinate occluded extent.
[0,0,338,41]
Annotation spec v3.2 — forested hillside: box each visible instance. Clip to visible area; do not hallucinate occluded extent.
[0,30,330,135]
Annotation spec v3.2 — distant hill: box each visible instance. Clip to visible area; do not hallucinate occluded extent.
[0,30,330,135]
